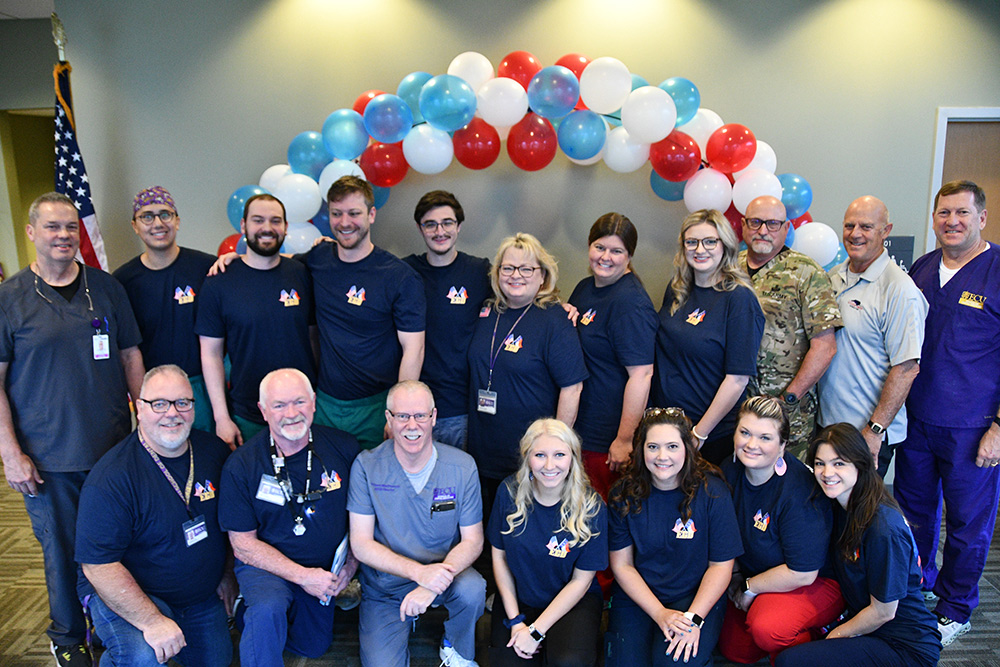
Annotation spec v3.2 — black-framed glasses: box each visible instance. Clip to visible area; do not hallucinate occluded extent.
[387,410,433,423]
[499,265,541,277]
[419,219,458,232]
[682,238,720,251]
[744,218,785,232]
[135,210,177,225]
[138,397,195,413]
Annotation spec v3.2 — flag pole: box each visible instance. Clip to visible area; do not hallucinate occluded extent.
[51,13,66,61]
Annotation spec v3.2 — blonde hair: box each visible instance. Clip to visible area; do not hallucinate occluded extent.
[489,233,561,312]
[668,209,755,315]
[502,419,602,547]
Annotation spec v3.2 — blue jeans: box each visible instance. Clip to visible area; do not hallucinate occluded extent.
[89,592,231,667]
[235,562,335,664]
[606,593,725,667]
[433,414,468,450]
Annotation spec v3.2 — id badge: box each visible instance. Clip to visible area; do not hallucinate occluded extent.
[256,474,286,506]
[92,334,110,360]
[183,515,208,547]
[477,389,497,414]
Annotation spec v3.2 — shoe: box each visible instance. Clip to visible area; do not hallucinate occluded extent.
[936,614,971,647]
[50,642,92,667]
[485,592,494,613]
[335,578,361,611]
[439,637,478,667]
[922,589,939,602]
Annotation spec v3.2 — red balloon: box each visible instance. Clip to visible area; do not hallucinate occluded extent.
[705,124,757,173]
[352,89,386,115]
[506,113,557,172]
[453,118,501,170]
[217,233,240,256]
[724,203,744,242]
[497,50,543,91]
[649,130,702,182]
[359,142,408,187]
[790,211,812,228]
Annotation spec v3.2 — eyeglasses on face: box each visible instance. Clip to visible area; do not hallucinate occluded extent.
[135,210,177,225]
[387,410,433,423]
[138,397,195,413]
[420,219,458,232]
[744,218,785,232]
[499,265,541,277]
[682,237,720,251]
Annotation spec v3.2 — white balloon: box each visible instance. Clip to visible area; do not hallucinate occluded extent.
[678,108,724,155]
[731,168,783,215]
[448,51,494,93]
[317,159,365,199]
[259,164,291,192]
[402,125,454,174]
[621,86,677,144]
[282,221,323,254]
[683,168,732,213]
[733,140,777,180]
[273,173,322,224]
[791,222,840,266]
[603,126,650,173]
[579,57,632,114]
[476,77,529,128]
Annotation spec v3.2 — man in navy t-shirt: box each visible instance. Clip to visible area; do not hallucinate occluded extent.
[402,190,491,450]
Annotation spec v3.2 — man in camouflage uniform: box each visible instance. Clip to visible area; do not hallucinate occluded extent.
[740,195,842,459]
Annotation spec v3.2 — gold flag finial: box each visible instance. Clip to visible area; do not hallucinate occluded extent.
[51,12,67,61]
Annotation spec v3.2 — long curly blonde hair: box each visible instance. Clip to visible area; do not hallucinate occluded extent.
[502,419,603,547]
[489,233,561,313]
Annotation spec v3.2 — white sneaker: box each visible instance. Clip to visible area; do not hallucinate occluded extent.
[335,578,361,610]
[921,589,939,602]
[439,638,478,667]
[936,614,971,647]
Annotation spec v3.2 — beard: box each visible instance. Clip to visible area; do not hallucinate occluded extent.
[246,232,284,256]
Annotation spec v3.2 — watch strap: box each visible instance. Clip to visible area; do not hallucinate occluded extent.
[867,420,886,435]
[683,611,705,628]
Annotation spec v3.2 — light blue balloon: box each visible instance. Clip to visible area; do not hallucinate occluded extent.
[527,65,580,120]
[659,77,700,126]
[419,74,477,132]
[823,245,848,271]
[785,220,796,248]
[557,109,606,160]
[226,184,268,231]
[322,109,368,161]
[235,236,247,254]
[287,131,332,181]
[373,185,391,209]
[397,71,433,125]
[363,94,414,145]
[779,173,814,220]
[649,170,686,201]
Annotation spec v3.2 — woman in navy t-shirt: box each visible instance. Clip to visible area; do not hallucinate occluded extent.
[487,418,607,666]
[775,423,941,666]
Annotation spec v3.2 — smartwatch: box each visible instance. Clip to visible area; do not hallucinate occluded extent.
[527,624,545,642]
[683,611,705,628]
[867,420,886,436]
[743,577,758,598]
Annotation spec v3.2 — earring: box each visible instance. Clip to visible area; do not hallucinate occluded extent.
[774,456,787,476]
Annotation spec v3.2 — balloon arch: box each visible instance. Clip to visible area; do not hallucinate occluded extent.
[220,50,846,269]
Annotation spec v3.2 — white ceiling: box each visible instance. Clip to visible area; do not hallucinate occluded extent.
[0,0,55,20]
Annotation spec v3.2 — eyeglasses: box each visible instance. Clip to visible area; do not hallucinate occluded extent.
[744,218,785,232]
[499,265,541,277]
[387,410,433,423]
[419,219,458,232]
[682,238,720,251]
[644,406,687,418]
[138,397,195,413]
[135,210,177,225]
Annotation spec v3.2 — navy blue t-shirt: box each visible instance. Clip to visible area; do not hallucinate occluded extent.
[652,285,764,438]
[487,477,607,609]
[832,503,940,664]
[298,244,425,401]
[194,259,316,423]
[722,456,831,577]
[402,252,492,418]
[219,425,359,569]
[76,430,230,608]
[569,274,657,452]
[467,304,589,479]
[113,247,216,377]
[608,475,742,606]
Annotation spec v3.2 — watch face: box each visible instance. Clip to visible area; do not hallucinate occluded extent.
[784,393,798,404]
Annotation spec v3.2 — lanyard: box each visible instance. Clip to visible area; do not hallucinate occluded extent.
[138,430,194,517]
[487,304,531,391]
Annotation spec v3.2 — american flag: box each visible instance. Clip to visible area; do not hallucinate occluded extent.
[54,61,107,270]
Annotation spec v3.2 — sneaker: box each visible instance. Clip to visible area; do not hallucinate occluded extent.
[485,592,494,613]
[922,589,939,602]
[439,637,478,667]
[50,642,92,667]
[936,614,971,647]
[335,578,361,611]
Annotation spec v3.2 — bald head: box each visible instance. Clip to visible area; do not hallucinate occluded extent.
[845,196,889,227]
[743,196,789,266]
[843,196,892,273]
[746,196,786,222]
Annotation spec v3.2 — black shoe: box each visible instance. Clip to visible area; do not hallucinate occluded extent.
[50,642,92,667]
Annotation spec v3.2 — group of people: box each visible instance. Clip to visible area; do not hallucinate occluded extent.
[0,174,996,666]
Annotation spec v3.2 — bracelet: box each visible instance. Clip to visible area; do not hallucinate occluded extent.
[691,427,707,442]
[503,614,526,629]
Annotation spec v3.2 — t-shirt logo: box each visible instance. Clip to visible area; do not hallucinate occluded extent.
[848,299,863,311]
[447,286,468,305]
[479,306,491,318]
[686,308,706,326]
[194,480,216,501]
[672,518,697,539]
[321,471,342,491]
[173,286,196,305]
[347,285,366,306]
[959,291,986,310]
[546,536,571,558]
[580,308,596,326]
[503,334,523,353]
[753,509,770,532]
[280,289,300,307]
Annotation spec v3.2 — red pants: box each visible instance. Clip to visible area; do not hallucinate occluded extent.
[582,450,620,598]
[719,577,844,664]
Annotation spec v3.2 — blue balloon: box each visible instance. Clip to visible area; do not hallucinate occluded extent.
[419,74,477,132]
[527,65,579,120]
[658,77,700,126]
[235,236,247,254]
[322,109,368,161]
[226,184,268,231]
[373,185,391,209]
[778,173,814,220]
[630,73,650,90]
[364,94,414,144]
[823,245,848,271]
[397,71,433,125]
[557,109,606,160]
[649,170,686,201]
[287,131,331,181]
[311,205,331,237]
[785,220,796,248]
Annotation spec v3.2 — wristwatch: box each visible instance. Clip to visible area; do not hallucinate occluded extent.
[867,420,886,436]
[527,624,545,642]
[683,611,705,628]
[782,392,799,406]
[743,577,758,598]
